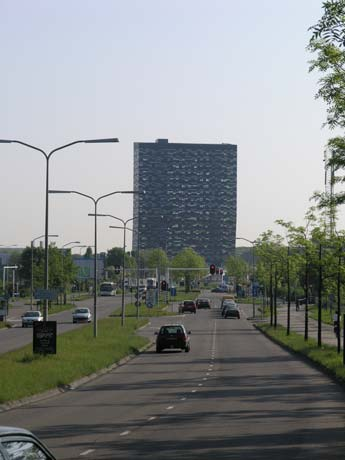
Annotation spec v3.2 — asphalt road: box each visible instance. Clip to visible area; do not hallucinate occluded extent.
[1,295,345,459]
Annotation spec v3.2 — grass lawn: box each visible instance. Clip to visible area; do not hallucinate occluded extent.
[0,316,150,405]
[257,323,345,386]
[308,305,345,327]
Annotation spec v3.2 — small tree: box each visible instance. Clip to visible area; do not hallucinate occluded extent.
[171,248,206,292]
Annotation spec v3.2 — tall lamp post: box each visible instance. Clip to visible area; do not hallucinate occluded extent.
[0,137,119,321]
[50,190,136,337]
[31,234,59,309]
[89,213,138,326]
[236,237,256,317]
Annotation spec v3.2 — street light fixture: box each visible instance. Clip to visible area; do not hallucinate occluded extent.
[0,137,119,321]
[89,214,138,327]
[236,237,256,318]
[50,189,138,337]
[31,234,59,310]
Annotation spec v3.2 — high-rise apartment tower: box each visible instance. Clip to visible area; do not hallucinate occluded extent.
[133,139,237,265]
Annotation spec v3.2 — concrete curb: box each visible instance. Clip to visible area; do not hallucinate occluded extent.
[253,323,345,392]
[0,340,155,413]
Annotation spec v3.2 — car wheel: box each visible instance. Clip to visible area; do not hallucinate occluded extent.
[156,347,162,353]
[185,345,190,352]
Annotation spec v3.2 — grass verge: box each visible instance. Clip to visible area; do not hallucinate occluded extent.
[256,323,345,387]
[0,316,149,405]
[114,302,178,318]
[308,305,345,328]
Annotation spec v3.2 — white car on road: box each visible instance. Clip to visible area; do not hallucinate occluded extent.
[72,307,92,324]
[21,310,43,327]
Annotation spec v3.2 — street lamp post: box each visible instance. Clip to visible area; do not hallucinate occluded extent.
[90,214,138,326]
[0,137,119,321]
[31,234,59,309]
[236,237,256,317]
[50,190,136,337]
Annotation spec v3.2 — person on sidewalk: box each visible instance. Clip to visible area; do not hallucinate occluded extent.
[333,312,340,337]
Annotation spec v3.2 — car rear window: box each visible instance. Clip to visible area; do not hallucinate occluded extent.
[160,326,184,335]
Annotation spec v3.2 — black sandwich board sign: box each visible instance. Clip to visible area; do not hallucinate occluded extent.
[33,321,57,355]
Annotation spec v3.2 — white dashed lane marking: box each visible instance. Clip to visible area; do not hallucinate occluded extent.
[120,431,130,436]
[80,450,95,456]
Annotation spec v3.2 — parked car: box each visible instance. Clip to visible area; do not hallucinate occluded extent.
[155,324,191,352]
[179,300,197,314]
[223,304,241,319]
[72,307,92,323]
[0,426,56,459]
[196,298,211,309]
[21,310,43,328]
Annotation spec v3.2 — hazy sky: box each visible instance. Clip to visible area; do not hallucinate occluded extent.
[0,0,336,253]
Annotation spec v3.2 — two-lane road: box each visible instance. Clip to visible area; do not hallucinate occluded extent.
[1,300,345,459]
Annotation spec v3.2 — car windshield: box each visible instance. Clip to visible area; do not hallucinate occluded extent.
[24,312,40,317]
[75,309,89,314]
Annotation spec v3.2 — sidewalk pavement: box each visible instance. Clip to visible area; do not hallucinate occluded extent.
[271,304,342,348]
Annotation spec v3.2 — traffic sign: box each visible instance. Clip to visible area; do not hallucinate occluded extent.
[34,289,59,301]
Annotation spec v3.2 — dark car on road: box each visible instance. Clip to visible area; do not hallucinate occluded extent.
[0,426,56,459]
[179,300,197,314]
[223,304,241,319]
[155,324,191,353]
[196,298,211,309]
[211,286,228,293]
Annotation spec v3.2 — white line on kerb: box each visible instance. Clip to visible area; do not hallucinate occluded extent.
[120,431,131,436]
[80,449,95,456]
